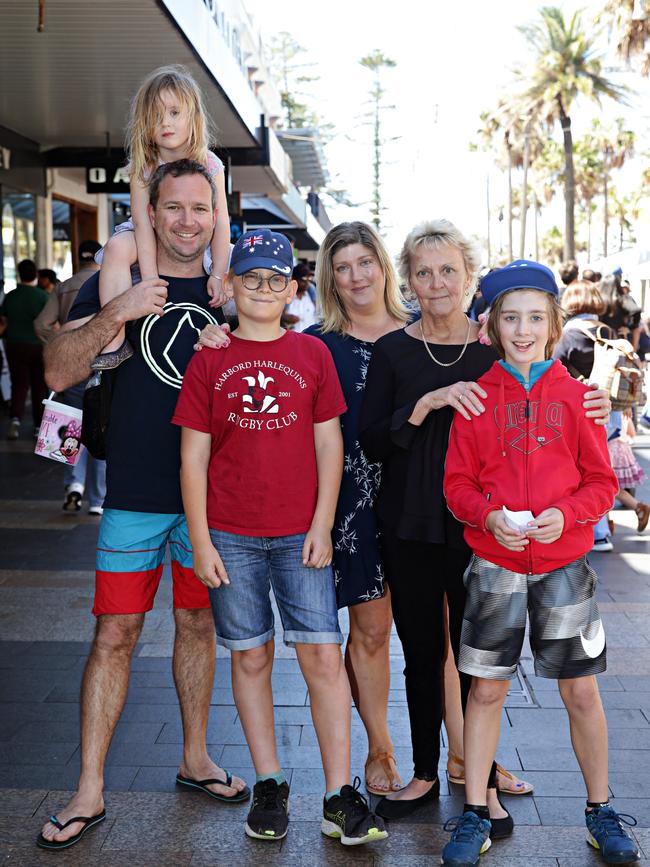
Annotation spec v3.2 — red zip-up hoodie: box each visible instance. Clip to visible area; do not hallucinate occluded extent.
[444,360,617,574]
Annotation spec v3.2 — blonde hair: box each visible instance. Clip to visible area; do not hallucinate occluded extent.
[315,222,410,334]
[126,65,212,185]
[397,218,482,308]
[487,289,564,360]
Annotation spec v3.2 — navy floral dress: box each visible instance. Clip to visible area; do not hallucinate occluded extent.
[304,326,384,608]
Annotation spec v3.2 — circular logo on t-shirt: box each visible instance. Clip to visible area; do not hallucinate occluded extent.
[140,301,219,389]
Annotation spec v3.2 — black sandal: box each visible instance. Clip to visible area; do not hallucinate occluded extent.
[36,810,106,850]
[176,771,250,803]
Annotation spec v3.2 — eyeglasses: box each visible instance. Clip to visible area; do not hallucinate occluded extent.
[241,272,289,293]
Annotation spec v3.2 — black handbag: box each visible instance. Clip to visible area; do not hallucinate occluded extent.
[81,370,114,459]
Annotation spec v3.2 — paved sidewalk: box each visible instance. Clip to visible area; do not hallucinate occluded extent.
[1,416,650,866]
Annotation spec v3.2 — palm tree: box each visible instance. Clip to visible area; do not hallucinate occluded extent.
[476,106,515,259]
[359,50,396,233]
[598,0,650,75]
[589,119,635,256]
[476,101,544,259]
[573,135,603,259]
[516,7,630,259]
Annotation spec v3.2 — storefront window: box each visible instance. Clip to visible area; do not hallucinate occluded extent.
[1,190,36,292]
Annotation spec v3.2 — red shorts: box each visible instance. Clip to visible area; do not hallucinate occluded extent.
[94,509,209,616]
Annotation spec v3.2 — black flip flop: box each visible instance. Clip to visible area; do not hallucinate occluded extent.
[176,771,250,803]
[36,810,106,850]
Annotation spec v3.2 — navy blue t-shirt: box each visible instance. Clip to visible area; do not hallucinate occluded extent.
[69,272,224,513]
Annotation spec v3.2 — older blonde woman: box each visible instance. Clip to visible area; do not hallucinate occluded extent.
[359,221,610,828]
[305,222,410,796]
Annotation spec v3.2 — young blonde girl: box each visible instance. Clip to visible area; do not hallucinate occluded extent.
[94,65,230,368]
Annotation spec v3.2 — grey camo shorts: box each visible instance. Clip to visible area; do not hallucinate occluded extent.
[458,554,606,680]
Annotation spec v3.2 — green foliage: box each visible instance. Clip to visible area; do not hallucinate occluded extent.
[515,6,630,258]
[267,32,319,128]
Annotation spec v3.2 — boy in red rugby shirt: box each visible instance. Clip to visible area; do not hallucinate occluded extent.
[173,229,387,847]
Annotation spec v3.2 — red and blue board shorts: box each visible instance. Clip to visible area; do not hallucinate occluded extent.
[94,509,209,616]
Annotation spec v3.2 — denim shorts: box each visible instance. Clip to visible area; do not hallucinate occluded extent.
[208,529,343,651]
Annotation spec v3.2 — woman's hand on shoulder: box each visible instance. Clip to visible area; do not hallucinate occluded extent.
[410,381,487,425]
[194,322,231,352]
[583,382,611,426]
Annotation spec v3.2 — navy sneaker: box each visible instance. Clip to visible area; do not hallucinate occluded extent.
[441,811,491,866]
[321,778,387,846]
[586,806,640,864]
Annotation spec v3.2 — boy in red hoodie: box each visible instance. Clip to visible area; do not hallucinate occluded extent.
[441,261,640,866]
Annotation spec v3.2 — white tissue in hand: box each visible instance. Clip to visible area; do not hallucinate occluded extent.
[502,506,534,532]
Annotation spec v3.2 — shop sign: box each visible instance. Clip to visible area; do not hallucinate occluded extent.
[201,0,244,71]
[86,165,130,193]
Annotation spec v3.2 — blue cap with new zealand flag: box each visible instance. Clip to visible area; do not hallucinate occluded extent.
[230,228,294,277]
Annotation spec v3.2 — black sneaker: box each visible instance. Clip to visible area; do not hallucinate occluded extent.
[63,491,82,512]
[322,777,388,846]
[244,779,289,841]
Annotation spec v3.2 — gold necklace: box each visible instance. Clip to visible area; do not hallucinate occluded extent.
[419,317,472,367]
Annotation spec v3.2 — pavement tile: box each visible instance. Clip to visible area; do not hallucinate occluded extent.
[0,702,81,724]
[0,814,114,851]
[156,720,300,746]
[519,747,650,773]
[501,771,610,798]
[265,706,315,725]
[636,827,650,857]
[609,772,650,798]
[105,742,192,767]
[0,743,78,767]
[221,744,326,770]
[507,707,650,729]
[126,671,176,689]
[0,764,139,792]
[278,821,377,863]
[102,812,282,853]
[618,676,650,692]
[536,795,650,827]
[536,691,650,709]
[0,789,48,817]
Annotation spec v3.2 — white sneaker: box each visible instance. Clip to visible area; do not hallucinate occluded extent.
[88,506,104,516]
[592,536,613,552]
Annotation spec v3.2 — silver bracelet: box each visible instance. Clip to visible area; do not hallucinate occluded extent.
[210,274,223,282]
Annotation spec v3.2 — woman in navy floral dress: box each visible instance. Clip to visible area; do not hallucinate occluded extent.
[305,222,410,795]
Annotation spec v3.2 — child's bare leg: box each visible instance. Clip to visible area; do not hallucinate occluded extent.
[558,676,609,802]
[617,488,638,510]
[231,641,280,776]
[98,233,138,355]
[464,677,510,807]
[296,643,351,792]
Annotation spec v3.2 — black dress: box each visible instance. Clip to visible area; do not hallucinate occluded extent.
[359,328,497,780]
[304,325,384,608]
